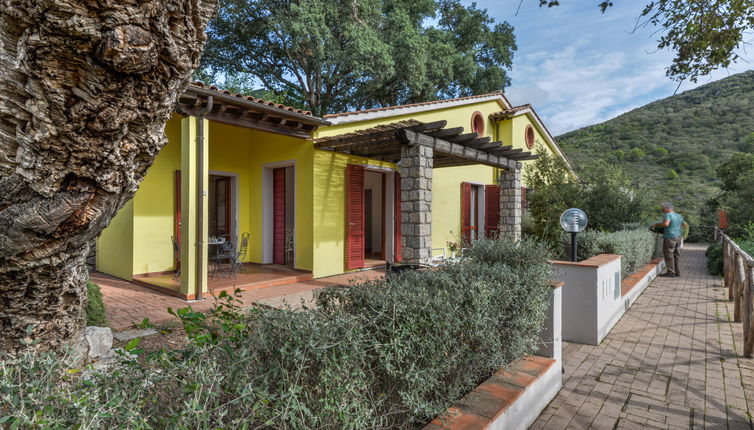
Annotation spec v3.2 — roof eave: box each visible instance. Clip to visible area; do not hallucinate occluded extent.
[490,108,578,179]
[183,85,331,126]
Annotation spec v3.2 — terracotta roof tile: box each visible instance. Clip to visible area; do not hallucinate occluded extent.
[324,91,505,119]
[190,81,313,116]
[489,104,532,119]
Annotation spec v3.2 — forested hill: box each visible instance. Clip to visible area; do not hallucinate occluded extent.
[556,70,754,220]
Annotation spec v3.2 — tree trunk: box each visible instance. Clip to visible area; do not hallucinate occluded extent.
[0,0,216,354]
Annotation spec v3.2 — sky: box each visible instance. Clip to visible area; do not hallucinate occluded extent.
[466,1,754,135]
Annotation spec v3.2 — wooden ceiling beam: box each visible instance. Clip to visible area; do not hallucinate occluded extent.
[426,127,464,139]
[487,145,514,154]
[464,137,492,149]
[451,133,479,144]
[408,120,448,133]
[397,129,521,170]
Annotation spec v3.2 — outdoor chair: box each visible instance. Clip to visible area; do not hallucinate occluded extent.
[284,228,294,266]
[210,240,235,279]
[232,232,250,276]
[171,236,181,280]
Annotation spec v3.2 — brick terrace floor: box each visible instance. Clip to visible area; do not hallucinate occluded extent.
[532,243,754,429]
[93,269,385,330]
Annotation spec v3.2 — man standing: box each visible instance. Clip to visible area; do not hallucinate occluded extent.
[653,203,686,277]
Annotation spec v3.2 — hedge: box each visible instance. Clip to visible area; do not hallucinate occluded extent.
[86,281,108,327]
[562,229,656,277]
[0,239,554,429]
[706,239,754,277]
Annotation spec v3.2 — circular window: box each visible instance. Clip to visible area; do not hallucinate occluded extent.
[471,111,484,135]
[525,125,535,149]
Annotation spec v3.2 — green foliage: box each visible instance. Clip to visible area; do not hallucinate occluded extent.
[666,169,678,180]
[85,281,108,327]
[201,0,516,116]
[706,237,754,277]
[712,154,754,237]
[706,243,724,277]
[1,239,553,429]
[558,70,754,223]
[563,229,657,277]
[524,149,651,246]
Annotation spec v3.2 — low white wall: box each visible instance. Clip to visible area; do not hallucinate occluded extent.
[553,255,622,345]
[489,360,562,430]
[553,255,664,346]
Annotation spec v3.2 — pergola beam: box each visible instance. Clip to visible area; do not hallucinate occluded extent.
[426,127,464,139]
[397,129,521,170]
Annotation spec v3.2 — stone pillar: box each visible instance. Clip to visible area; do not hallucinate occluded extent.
[400,144,433,264]
[499,168,522,241]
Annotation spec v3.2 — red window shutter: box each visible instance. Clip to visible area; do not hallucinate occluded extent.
[485,185,500,238]
[394,172,402,262]
[273,168,286,265]
[346,165,365,269]
[461,182,472,243]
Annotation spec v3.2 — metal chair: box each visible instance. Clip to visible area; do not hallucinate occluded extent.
[171,236,181,280]
[232,232,250,276]
[210,240,235,279]
[284,229,294,266]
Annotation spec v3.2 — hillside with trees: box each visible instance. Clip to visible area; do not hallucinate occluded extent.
[556,70,754,222]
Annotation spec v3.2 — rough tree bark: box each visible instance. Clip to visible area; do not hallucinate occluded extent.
[0,0,216,354]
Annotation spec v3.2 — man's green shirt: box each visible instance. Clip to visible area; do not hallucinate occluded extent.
[663,212,684,239]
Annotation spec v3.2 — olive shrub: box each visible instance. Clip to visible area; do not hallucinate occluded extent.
[1,239,554,429]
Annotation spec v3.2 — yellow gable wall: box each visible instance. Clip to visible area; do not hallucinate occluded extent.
[313,100,500,277]
[311,99,568,277]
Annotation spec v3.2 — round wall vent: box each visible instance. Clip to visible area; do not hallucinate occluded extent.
[525,125,535,149]
[471,111,484,136]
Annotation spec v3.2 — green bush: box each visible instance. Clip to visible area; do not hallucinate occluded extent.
[0,239,554,429]
[86,281,108,327]
[707,238,754,277]
[562,229,656,277]
[706,243,723,276]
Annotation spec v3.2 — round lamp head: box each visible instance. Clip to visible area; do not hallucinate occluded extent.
[560,208,588,233]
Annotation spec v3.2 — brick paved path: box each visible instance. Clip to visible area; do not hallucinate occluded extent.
[94,269,384,330]
[532,244,754,429]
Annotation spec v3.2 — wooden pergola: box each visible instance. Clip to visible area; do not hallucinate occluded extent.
[316,120,533,265]
[313,120,537,169]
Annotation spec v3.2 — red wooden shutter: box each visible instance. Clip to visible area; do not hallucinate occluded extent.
[485,185,500,238]
[273,168,286,265]
[521,186,527,210]
[346,165,365,269]
[394,172,402,262]
[461,182,472,243]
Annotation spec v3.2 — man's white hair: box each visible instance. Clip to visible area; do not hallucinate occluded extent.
[661,202,674,210]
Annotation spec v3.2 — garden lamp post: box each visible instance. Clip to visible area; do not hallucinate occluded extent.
[560,208,588,262]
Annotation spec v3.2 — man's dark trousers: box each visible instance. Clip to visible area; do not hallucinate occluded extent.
[663,237,682,276]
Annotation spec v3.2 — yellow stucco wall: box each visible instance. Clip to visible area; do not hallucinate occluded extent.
[312,150,395,278]
[211,123,315,272]
[312,99,516,277]
[131,116,182,275]
[98,95,571,282]
[96,199,134,280]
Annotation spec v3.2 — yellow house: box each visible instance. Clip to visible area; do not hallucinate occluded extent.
[96,84,572,299]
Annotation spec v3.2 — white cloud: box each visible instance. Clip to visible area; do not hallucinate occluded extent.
[471,0,754,135]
